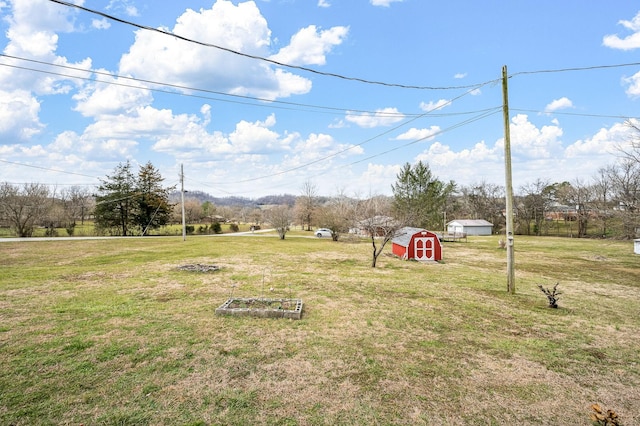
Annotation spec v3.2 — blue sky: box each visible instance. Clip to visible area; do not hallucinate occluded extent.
[1,0,640,198]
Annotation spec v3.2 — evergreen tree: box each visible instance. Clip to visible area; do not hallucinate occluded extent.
[94,161,137,236]
[135,162,174,234]
[94,161,173,236]
[391,161,455,230]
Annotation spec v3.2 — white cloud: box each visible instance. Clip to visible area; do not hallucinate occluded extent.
[284,133,363,172]
[508,114,563,158]
[229,114,289,154]
[358,163,400,192]
[395,126,441,142]
[544,97,573,113]
[603,11,640,50]
[50,130,138,161]
[416,140,498,168]
[92,18,111,30]
[72,72,152,117]
[454,73,467,79]
[0,0,94,141]
[622,70,640,97]
[0,0,92,93]
[345,107,405,128]
[420,99,450,112]
[317,0,331,8]
[565,121,633,157]
[269,25,348,66]
[0,89,43,140]
[82,106,187,141]
[153,113,288,159]
[370,0,403,7]
[106,0,139,17]
[404,117,634,189]
[411,140,503,186]
[118,1,316,100]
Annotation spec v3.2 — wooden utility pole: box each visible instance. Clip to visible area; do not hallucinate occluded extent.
[502,66,515,294]
[181,163,186,241]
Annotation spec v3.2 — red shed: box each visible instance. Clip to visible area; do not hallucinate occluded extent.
[392,227,442,262]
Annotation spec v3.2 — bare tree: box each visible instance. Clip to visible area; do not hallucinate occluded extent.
[295,180,318,231]
[605,159,640,239]
[0,182,51,237]
[621,119,640,165]
[264,205,292,239]
[459,181,505,231]
[316,189,356,241]
[592,167,615,237]
[59,186,94,234]
[182,198,205,223]
[557,179,594,237]
[356,195,404,267]
[516,179,552,235]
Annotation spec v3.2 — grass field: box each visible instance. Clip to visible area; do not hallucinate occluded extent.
[1,232,639,425]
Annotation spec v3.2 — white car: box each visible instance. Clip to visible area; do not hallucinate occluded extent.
[315,228,333,238]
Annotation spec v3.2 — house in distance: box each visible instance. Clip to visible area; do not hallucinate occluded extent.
[392,227,442,262]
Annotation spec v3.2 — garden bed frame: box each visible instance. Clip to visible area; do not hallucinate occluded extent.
[215,297,303,320]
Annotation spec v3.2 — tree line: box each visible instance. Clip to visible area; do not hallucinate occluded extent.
[1,126,638,244]
[0,161,173,237]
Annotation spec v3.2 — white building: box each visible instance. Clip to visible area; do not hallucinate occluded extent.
[446,219,494,236]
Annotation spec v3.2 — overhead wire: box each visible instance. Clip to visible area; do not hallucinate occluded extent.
[212,82,496,185]
[300,107,503,185]
[0,53,496,190]
[510,109,640,120]
[0,54,501,120]
[46,0,493,91]
[4,1,639,195]
[510,62,640,77]
[0,158,100,179]
[0,54,419,118]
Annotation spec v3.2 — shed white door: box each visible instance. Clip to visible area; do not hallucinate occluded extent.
[414,237,435,261]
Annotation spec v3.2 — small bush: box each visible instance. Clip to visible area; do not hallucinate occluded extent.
[212,222,222,234]
[45,225,58,237]
[65,222,76,236]
[538,282,561,308]
[229,223,239,232]
[185,225,195,235]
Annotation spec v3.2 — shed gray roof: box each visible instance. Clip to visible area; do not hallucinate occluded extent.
[447,219,493,227]
[392,227,430,247]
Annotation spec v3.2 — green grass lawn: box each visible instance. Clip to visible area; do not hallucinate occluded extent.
[1,234,638,425]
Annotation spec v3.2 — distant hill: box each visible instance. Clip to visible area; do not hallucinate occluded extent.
[170,190,296,207]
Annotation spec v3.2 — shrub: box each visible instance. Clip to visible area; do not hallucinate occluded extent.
[538,282,561,308]
[229,223,239,232]
[65,222,76,236]
[212,222,222,234]
[44,224,58,237]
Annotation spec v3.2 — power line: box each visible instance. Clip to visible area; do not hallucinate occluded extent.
[0,54,492,118]
[510,62,640,77]
[339,108,502,168]
[0,159,100,179]
[46,0,492,91]
[511,108,640,120]
[212,84,494,185]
